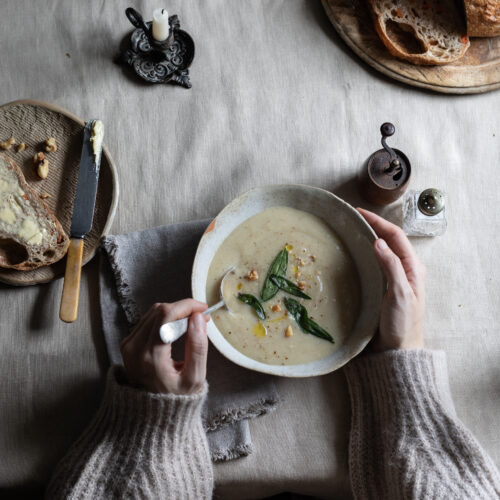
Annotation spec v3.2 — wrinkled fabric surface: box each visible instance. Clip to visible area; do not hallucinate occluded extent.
[99,220,279,462]
[1,0,500,498]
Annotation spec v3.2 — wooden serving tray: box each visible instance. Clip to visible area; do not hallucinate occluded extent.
[0,100,119,286]
[322,0,500,94]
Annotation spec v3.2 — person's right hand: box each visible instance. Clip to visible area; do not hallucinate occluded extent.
[120,299,209,395]
[357,208,425,352]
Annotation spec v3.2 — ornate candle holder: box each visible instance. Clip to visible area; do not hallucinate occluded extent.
[119,7,195,89]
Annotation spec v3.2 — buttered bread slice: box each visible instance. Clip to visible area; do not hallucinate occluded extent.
[0,153,69,270]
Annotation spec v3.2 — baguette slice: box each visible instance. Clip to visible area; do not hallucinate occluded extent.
[0,153,69,270]
[368,0,470,65]
[465,0,500,37]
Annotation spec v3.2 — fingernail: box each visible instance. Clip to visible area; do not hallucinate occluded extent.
[193,313,205,330]
[376,239,388,251]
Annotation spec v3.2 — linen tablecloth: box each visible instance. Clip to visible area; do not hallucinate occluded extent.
[0,1,499,498]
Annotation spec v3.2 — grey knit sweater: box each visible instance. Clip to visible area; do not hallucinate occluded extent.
[46,351,500,499]
[344,350,500,499]
[46,366,213,499]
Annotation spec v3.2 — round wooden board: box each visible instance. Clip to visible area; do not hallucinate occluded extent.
[0,100,119,286]
[322,0,500,94]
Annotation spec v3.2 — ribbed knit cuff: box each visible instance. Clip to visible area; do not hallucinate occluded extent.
[108,365,208,423]
[343,349,451,419]
[46,366,213,500]
[343,350,500,499]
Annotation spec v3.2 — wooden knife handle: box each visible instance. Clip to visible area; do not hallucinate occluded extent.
[59,238,84,323]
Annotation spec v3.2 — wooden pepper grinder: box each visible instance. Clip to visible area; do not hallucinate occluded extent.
[359,122,412,205]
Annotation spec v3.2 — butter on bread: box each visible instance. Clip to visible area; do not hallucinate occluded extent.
[367,0,470,65]
[465,0,500,37]
[0,153,69,270]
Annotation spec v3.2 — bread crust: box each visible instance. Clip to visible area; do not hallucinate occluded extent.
[465,0,500,36]
[0,153,69,270]
[367,0,470,65]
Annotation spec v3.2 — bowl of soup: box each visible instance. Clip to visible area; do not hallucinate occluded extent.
[192,184,385,377]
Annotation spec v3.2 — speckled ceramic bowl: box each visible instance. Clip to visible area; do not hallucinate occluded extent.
[192,185,385,377]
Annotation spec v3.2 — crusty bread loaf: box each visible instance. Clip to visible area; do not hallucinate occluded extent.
[0,153,69,270]
[465,0,500,36]
[367,0,470,65]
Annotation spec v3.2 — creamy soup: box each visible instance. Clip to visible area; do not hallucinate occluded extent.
[206,206,360,365]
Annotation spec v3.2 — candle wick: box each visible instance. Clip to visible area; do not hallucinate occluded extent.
[162,8,165,14]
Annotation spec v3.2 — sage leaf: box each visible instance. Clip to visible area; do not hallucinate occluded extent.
[261,248,288,301]
[284,297,334,343]
[238,293,266,320]
[270,274,311,300]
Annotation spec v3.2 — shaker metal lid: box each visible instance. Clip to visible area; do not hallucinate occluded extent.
[418,188,445,216]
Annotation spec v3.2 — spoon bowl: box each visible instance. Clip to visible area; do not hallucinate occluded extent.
[159,266,235,344]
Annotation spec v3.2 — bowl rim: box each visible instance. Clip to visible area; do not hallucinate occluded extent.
[191,183,384,377]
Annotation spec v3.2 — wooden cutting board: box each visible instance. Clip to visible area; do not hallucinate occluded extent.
[0,100,119,286]
[322,0,500,94]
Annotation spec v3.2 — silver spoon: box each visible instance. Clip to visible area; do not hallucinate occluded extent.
[159,266,235,344]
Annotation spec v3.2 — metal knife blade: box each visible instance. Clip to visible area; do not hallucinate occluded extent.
[70,120,104,238]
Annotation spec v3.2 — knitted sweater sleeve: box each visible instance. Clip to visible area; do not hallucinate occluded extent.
[343,350,500,500]
[45,366,214,500]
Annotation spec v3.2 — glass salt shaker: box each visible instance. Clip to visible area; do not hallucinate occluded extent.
[402,188,447,236]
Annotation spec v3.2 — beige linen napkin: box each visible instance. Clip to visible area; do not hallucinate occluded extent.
[99,219,279,461]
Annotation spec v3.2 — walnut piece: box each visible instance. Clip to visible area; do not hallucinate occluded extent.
[33,152,45,164]
[297,281,306,290]
[16,142,26,152]
[44,137,57,152]
[245,269,259,281]
[285,325,293,338]
[33,152,49,179]
[271,304,281,313]
[0,137,16,150]
[310,255,316,262]
[37,159,49,179]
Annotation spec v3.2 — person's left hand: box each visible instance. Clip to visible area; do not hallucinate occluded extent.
[120,299,209,395]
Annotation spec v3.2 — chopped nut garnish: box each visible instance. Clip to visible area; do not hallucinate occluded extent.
[298,281,306,290]
[44,137,57,152]
[16,142,26,152]
[271,304,281,313]
[40,192,51,199]
[37,159,49,179]
[245,269,259,281]
[0,137,16,150]
[310,255,316,262]
[285,325,293,338]
[297,257,305,267]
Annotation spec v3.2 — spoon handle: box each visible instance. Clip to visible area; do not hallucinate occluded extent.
[158,299,225,344]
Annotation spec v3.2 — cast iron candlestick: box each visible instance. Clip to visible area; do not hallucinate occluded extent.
[119,7,195,89]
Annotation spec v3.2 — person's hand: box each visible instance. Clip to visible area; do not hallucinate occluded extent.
[357,208,425,352]
[120,299,209,395]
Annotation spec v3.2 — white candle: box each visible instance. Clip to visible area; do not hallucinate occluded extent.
[152,8,170,42]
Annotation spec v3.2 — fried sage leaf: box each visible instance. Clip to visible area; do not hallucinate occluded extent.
[238,293,266,320]
[270,274,311,300]
[284,298,334,343]
[261,248,288,301]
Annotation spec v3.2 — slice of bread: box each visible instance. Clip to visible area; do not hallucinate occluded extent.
[465,0,500,37]
[0,153,69,270]
[367,0,470,65]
